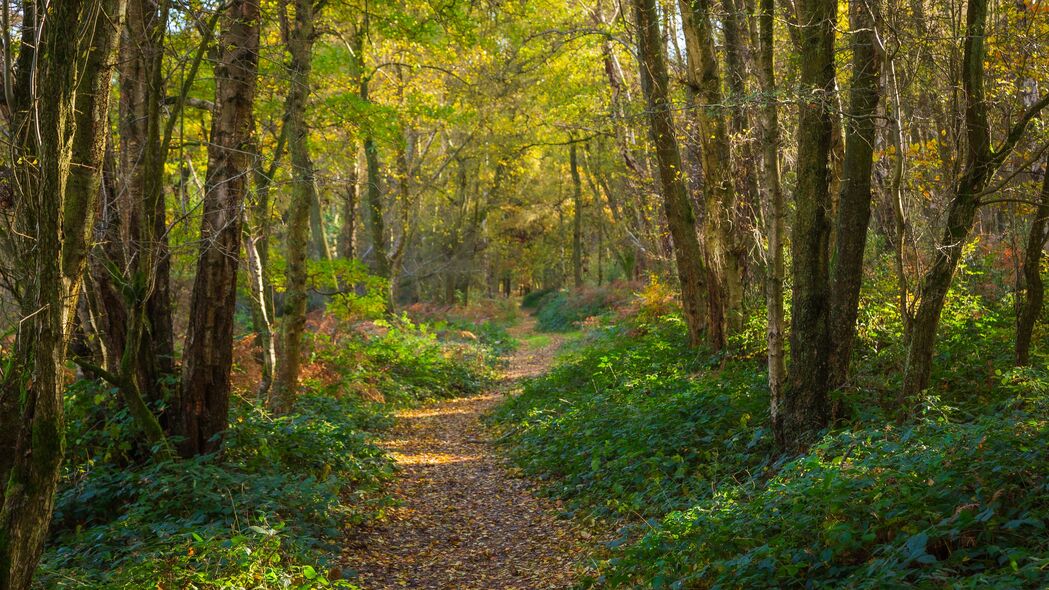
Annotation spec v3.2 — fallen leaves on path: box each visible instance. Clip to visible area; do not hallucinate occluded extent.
[343,319,589,589]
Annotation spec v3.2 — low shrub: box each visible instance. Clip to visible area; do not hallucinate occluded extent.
[494,279,1049,589]
[41,390,389,588]
[40,311,500,588]
[529,282,638,332]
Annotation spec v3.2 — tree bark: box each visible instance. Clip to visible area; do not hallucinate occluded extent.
[757,0,786,437]
[900,0,1049,400]
[570,143,584,288]
[274,0,321,413]
[777,0,837,452]
[0,1,124,587]
[119,0,176,408]
[180,0,260,456]
[364,134,390,280]
[1016,158,1049,366]
[678,0,739,348]
[339,151,360,260]
[827,0,883,390]
[633,0,711,348]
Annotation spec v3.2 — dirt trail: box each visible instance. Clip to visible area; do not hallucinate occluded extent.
[343,318,587,589]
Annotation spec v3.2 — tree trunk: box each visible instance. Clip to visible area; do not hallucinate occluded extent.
[678,0,738,348]
[900,0,1049,400]
[364,134,390,280]
[777,0,837,452]
[570,143,584,289]
[0,1,124,587]
[274,0,321,413]
[180,0,260,455]
[119,0,176,409]
[1016,158,1049,366]
[246,128,285,401]
[757,0,786,437]
[339,151,360,260]
[827,0,883,390]
[633,0,711,349]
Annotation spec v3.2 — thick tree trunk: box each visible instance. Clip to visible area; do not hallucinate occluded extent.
[757,0,786,434]
[633,0,711,348]
[678,0,739,348]
[0,1,124,587]
[570,143,584,288]
[1016,158,1049,366]
[180,0,260,455]
[827,0,883,389]
[274,0,321,413]
[777,0,837,452]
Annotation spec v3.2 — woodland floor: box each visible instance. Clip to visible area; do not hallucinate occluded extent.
[343,318,593,589]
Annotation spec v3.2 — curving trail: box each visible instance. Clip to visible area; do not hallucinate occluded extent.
[343,318,588,589]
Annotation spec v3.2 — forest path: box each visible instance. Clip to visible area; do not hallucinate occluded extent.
[343,317,589,589]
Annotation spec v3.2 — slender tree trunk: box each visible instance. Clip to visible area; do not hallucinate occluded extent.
[0,1,125,587]
[274,0,321,413]
[757,0,786,433]
[570,143,584,288]
[310,194,332,262]
[900,0,1049,400]
[180,0,260,455]
[1015,157,1049,366]
[340,150,360,259]
[777,0,837,452]
[246,128,285,400]
[633,0,711,348]
[364,134,390,280]
[120,0,176,408]
[827,0,883,390]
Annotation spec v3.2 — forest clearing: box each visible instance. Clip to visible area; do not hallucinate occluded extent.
[1,0,1048,588]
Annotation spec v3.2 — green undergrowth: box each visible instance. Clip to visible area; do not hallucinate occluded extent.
[492,275,1049,588]
[525,282,637,332]
[38,315,502,589]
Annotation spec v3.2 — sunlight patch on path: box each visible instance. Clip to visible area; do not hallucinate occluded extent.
[342,317,586,590]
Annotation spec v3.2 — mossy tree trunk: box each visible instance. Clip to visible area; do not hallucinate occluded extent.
[0,1,125,587]
[1015,156,1049,366]
[776,0,837,452]
[274,0,323,413]
[633,0,711,349]
[757,0,786,437]
[827,0,884,391]
[678,0,740,348]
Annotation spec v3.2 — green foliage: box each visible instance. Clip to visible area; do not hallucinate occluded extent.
[309,316,498,404]
[40,391,387,588]
[495,283,1049,589]
[492,313,771,519]
[602,374,1049,589]
[40,313,500,589]
[521,287,557,310]
[529,283,635,332]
